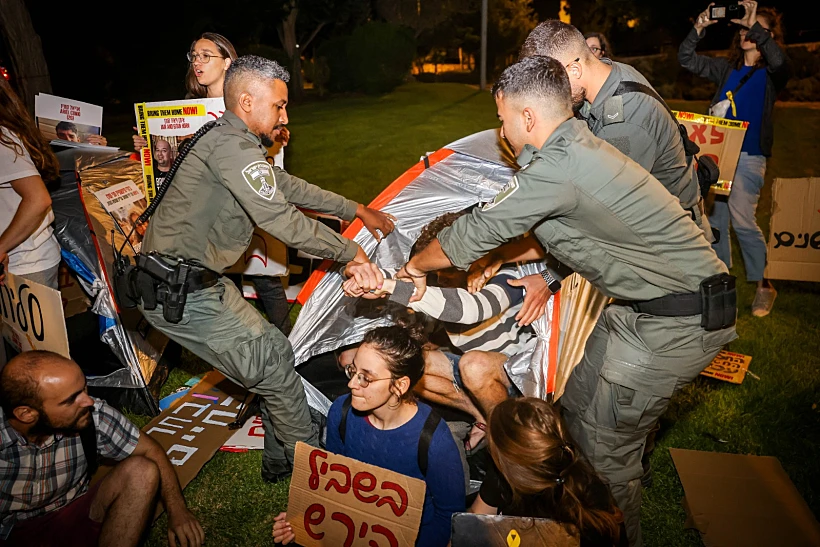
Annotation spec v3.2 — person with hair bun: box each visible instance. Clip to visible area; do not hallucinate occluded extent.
[472,397,627,547]
[273,324,466,547]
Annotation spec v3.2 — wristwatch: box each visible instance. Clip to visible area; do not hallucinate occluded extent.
[540,269,562,293]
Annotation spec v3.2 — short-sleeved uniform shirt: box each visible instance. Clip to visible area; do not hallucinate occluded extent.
[0,398,140,539]
[142,110,359,273]
[578,60,700,211]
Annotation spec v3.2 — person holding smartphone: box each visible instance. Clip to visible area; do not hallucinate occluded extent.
[679,1,791,317]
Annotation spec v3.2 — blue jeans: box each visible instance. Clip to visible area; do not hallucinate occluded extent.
[708,153,768,282]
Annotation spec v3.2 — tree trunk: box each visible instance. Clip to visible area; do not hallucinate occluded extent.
[278,6,305,101]
[0,0,52,115]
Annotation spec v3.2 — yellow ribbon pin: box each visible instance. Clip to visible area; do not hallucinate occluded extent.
[726,90,737,118]
[507,529,521,547]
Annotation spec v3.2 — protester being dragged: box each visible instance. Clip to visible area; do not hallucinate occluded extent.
[344,208,536,454]
[273,324,466,547]
[680,1,790,317]
[471,397,628,547]
[0,77,62,289]
[0,351,204,547]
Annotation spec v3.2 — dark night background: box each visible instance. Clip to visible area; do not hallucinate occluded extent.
[6,0,820,109]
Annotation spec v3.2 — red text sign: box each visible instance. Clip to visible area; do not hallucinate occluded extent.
[284,442,426,547]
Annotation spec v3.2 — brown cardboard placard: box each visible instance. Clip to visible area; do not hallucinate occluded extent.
[700,350,752,384]
[143,370,247,489]
[764,177,820,282]
[670,448,820,547]
[285,441,427,547]
[450,513,579,547]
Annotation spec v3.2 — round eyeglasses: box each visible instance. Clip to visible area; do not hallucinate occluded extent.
[186,52,224,64]
[344,363,392,388]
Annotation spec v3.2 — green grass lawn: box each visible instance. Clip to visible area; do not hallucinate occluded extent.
[109,84,820,546]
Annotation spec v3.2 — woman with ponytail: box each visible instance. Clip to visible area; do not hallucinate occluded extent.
[474,397,627,546]
[273,323,466,546]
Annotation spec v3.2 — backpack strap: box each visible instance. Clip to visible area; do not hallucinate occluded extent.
[417,408,442,477]
[339,394,353,445]
[613,81,701,157]
[80,415,99,483]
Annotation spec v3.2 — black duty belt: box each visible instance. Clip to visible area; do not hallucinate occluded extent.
[614,292,702,317]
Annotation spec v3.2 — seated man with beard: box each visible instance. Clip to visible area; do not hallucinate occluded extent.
[0,351,203,547]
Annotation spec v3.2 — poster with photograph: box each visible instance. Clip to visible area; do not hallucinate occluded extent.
[134,98,225,204]
[35,93,111,148]
[93,181,148,254]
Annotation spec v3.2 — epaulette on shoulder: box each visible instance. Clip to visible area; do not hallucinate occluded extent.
[601,95,625,126]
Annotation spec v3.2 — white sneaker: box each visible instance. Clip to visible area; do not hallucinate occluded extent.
[751,286,777,317]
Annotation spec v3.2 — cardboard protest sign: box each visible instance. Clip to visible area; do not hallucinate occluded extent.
[450,513,579,547]
[225,230,289,278]
[674,111,748,196]
[670,448,820,547]
[700,350,753,384]
[764,177,820,282]
[285,441,426,547]
[58,262,90,319]
[35,93,105,145]
[0,272,70,359]
[143,370,248,489]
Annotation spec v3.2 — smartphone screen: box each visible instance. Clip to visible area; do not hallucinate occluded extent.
[710,6,727,19]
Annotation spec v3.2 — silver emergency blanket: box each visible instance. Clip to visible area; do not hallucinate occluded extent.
[51,150,166,394]
[290,129,606,415]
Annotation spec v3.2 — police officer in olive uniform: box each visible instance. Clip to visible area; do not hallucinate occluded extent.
[520,20,707,231]
[391,57,737,547]
[139,55,395,481]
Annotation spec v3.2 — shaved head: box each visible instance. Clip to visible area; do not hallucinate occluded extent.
[0,351,74,415]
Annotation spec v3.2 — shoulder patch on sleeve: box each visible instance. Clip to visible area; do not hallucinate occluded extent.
[242,160,277,200]
[483,175,519,211]
[602,96,625,126]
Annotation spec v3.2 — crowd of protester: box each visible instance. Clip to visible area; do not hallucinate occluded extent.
[0,2,789,546]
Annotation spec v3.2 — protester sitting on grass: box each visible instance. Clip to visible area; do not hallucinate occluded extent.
[343,208,538,454]
[273,324,466,547]
[471,397,628,547]
[0,350,203,547]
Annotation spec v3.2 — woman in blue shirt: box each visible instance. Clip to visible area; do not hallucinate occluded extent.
[273,324,466,546]
[679,1,790,317]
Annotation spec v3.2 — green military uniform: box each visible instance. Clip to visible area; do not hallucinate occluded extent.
[437,118,737,547]
[578,60,710,235]
[140,110,360,476]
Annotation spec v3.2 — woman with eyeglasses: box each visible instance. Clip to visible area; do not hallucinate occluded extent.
[679,1,790,318]
[273,323,466,547]
[472,397,628,547]
[584,31,611,59]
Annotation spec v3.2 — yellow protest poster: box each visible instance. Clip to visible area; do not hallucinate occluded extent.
[701,350,753,384]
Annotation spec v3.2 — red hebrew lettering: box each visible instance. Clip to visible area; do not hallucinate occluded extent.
[709,126,725,145]
[359,521,369,538]
[308,449,329,490]
[304,504,326,540]
[325,463,352,494]
[377,481,409,517]
[689,124,707,144]
[370,524,399,547]
[331,512,356,547]
[352,471,380,504]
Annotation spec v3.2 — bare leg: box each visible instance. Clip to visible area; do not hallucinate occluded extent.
[415,350,485,425]
[89,456,161,547]
[458,351,511,418]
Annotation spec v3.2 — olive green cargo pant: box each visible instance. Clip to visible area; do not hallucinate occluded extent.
[560,303,736,547]
[140,278,319,475]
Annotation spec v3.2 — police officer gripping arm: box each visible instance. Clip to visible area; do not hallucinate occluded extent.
[136,55,395,483]
[394,56,737,547]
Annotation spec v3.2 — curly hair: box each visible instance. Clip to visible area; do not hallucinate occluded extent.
[409,208,471,258]
[0,78,60,183]
[727,7,784,70]
[361,321,427,404]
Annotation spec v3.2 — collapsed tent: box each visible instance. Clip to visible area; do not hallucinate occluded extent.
[289,129,609,416]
